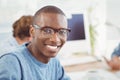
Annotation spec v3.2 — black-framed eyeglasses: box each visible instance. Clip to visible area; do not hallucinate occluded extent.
[33,25,71,39]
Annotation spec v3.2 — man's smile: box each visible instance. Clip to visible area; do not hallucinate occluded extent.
[45,44,60,52]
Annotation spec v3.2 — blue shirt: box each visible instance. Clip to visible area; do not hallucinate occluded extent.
[0,36,19,55]
[112,43,120,58]
[0,43,71,80]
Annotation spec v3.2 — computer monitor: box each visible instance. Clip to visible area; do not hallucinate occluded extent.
[58,12,91,57]
[67,14,86,41]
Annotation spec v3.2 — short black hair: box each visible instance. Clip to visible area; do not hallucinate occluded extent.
[33,5,65,24]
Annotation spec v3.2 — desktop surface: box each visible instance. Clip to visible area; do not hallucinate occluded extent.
[61,54,120,80]
[67,69,119,80]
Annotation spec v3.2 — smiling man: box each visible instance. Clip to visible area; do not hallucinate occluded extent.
[0,5,71,80]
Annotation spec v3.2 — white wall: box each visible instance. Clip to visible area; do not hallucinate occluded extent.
[105,0,120,59]
[106,0,120,29]
[106,0,120,40]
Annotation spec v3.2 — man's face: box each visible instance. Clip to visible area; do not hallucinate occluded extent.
[32,13,68,58]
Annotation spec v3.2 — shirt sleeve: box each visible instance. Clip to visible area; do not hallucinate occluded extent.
[111,43,120,58]
[0,54,21,80]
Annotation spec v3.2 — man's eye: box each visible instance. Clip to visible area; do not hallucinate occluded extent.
[59,30,67,35]
[43,28,53,34]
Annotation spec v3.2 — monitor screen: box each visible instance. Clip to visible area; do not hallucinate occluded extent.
[58,13,91,58]
[67,14,85,41]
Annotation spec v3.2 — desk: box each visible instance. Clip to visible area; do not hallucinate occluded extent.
[64,61,104,72]
[63,60,119,80]
[61,55,114,72]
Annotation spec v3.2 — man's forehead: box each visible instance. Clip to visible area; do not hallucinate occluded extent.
[33,12,67,29]
[35,13,67,23]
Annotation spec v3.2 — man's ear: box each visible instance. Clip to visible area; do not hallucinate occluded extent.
[30,25,35,38]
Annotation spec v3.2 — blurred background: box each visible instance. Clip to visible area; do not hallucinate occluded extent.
[0,0,120,59]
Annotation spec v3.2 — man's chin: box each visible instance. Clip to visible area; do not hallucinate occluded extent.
[50,54,57,58]
[48,53,57,58]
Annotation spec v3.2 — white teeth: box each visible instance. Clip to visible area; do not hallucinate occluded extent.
[47,45,57,50]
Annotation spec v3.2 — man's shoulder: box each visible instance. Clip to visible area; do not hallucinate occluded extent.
[0,46,28,67]
[0,53,21,67]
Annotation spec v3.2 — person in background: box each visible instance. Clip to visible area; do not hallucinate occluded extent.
[0,5,71,80]
[0,15,33,54]
[104,43,120,70]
